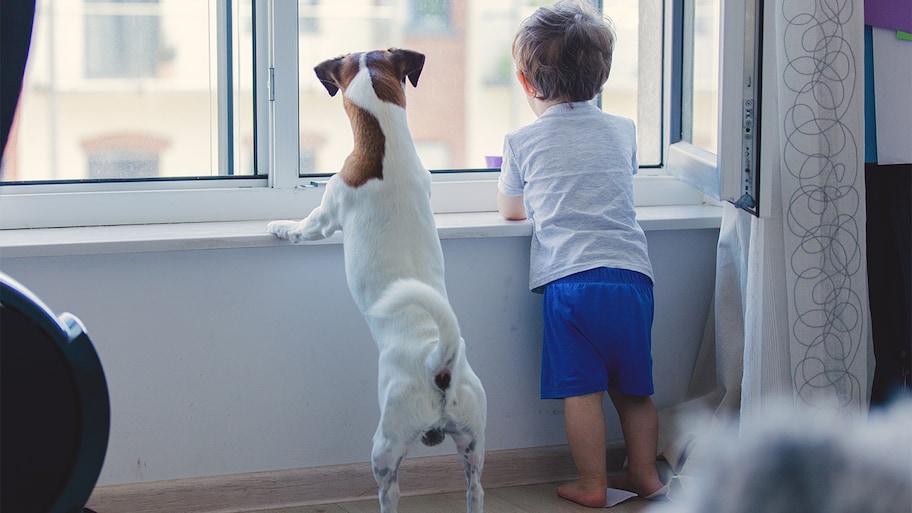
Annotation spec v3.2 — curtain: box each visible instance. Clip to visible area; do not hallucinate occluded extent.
[756,0,869,415]
[0,1,37,155]
[656,0,869,497]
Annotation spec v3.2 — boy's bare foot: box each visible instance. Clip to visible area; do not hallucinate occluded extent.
[557,479,609,508]
[608,472,665,498]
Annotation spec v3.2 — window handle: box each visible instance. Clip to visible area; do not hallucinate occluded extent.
[297,180,329,189]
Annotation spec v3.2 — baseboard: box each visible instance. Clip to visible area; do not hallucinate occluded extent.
[87,443,627,513]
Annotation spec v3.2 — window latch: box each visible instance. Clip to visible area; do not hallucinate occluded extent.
[296,180,328,189]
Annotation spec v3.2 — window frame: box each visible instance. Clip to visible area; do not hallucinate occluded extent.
[666,0,722,202]
[0,0,721,230]
[667,0,769,216]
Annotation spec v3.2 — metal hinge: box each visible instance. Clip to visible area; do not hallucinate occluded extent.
[736,0,762,216]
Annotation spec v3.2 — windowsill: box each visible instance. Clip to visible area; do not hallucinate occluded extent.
[0,205,722,258]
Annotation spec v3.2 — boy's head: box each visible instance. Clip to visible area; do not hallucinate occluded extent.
[512,0,616,104]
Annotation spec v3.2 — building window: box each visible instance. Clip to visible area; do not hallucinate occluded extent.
[85,0,164,79]
[87,150,159,179]
[299,0,320,34]
[408,0,450,34]
[82,133,167,179]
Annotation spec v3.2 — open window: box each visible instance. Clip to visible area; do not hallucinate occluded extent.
[669,0,766,216]
[1,0,717,229]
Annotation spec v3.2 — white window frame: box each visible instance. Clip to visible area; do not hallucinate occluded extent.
[668,0,771,217]
[0,0,721,231]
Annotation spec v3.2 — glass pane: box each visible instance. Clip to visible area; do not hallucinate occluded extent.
[298,0,662,176]
[684,0,719,153]
[0,0,254,183]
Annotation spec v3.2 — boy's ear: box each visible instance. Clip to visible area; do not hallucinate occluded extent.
[516,71,538,98]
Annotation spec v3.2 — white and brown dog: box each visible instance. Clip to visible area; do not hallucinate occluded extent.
[267,49,486,513]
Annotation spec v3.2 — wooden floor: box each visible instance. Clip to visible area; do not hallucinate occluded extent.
[247,483,654,513]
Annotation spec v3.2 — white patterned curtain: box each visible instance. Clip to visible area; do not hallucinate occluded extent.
[743,0,869,418]
[655,0,869,497]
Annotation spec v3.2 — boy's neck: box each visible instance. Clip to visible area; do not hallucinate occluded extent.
[528,96,564,117]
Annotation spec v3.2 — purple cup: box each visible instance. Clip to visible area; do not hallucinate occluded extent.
[485,155,503,168]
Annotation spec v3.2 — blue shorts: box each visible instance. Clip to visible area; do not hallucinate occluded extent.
[541,267,655,399]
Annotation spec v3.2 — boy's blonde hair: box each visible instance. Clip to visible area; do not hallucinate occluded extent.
[512,0,616,103]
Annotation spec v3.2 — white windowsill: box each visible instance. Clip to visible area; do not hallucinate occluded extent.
[0,205,722,259]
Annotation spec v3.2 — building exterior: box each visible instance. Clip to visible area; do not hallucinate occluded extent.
[3,0,656,183]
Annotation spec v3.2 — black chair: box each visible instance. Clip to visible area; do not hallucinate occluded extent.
[1,272,110,513]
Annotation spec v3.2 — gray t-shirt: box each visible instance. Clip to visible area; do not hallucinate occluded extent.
[498,101,653,292]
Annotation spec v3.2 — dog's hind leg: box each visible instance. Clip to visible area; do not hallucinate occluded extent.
[453,433,485,513]
[371,430,409,513]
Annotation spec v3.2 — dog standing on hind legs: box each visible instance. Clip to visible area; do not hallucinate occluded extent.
[267,49,486,513]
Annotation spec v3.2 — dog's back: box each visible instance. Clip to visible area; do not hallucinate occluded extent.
[317,50,447,314]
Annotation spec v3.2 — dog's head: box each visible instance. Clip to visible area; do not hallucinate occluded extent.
[314,48,425,108]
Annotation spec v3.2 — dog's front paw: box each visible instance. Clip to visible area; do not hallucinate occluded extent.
[267,220,300,242]
[268,219,323,243]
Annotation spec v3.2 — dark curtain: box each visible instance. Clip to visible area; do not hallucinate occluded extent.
[1,1,37,155]
[866,163,912,406]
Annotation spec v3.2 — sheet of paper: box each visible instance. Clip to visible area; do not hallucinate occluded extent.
[604,487,638,507]
[873,27,912,165]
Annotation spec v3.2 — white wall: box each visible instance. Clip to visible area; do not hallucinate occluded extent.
[0,228,718,485]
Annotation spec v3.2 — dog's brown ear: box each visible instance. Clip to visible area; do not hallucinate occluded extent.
[314,56,344,97]
[389,48,425,88]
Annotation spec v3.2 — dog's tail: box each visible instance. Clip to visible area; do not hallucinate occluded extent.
[370,279,461,393]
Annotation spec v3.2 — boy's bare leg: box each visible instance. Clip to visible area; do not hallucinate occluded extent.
[557,392,609,507]
[607,390,664,497]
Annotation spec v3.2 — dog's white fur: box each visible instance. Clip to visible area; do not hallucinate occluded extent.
[267,49,486,513]
[650,400,912,513]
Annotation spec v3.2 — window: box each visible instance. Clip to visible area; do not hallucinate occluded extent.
[669,0,762,215]
[0,0,722,230]
[296,0,662,176]
[682,0,719,153]
[2,0,254,183]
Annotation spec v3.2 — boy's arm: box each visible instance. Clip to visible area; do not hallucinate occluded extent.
[497,192,527,220]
